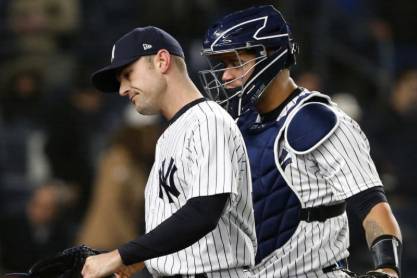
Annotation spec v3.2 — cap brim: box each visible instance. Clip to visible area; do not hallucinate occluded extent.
[91,57,139,93]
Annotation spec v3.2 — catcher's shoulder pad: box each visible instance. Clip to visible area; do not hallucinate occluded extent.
[285,102,339,154]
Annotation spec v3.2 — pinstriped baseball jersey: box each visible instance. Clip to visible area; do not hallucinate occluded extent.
[248,89,382,278]
[144,99,257,277]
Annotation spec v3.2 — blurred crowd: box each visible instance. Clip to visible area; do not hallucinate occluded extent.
[0,0,416,276]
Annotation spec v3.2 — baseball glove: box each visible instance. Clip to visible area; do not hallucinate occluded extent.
[3,245,110,278]
[342,269,396,278]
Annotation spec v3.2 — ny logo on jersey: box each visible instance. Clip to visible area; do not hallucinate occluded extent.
[278,148,292,170]
[158,157,180,203]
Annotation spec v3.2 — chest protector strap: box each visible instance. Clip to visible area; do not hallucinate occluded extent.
[300,202,346,222]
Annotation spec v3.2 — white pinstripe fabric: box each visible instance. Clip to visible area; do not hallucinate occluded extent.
[144,100,256,277]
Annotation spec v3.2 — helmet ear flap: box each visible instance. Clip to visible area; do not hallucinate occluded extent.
[284,40,298,68]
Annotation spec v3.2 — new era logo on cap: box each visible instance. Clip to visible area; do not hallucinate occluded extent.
[143,43,152,50]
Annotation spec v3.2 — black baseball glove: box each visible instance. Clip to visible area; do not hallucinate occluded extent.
[4,245,109,278]
[342,269,397,278]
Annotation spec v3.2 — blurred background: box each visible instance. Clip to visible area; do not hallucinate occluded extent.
[0,0,416,276]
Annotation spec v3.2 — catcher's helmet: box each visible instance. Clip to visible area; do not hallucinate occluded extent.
[200,5,297,118]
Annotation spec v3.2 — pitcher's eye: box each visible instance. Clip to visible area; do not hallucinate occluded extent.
[117,67,133,82]
[124,72,131,81]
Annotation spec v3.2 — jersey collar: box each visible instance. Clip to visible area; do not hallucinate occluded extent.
[168,97,206,125]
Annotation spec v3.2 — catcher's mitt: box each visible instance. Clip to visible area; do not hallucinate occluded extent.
[4,245,109,278]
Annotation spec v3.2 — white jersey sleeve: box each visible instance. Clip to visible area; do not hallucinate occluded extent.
[311,110,383,199]
[186,103,242,200]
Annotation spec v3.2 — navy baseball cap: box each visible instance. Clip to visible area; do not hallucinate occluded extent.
[91,26,185,93]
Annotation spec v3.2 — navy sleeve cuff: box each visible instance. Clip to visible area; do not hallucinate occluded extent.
[118,241,154,265]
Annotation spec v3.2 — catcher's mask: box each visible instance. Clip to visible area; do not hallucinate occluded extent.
[200,5,297,118]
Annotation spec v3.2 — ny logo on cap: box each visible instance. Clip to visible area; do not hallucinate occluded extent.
[142,43,152,50]
[111,45,116,62]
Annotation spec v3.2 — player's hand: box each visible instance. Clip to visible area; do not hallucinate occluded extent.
[115,262,145,278]
[81,250,123,278]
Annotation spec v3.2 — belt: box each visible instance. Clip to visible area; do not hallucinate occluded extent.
[300,202,346,222]
[322,258,348,273]
[161,274,208,278]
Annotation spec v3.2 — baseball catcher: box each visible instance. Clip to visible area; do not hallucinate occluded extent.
[199,4,402,278]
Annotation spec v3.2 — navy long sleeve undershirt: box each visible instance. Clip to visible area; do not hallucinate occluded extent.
[118,193,229,265]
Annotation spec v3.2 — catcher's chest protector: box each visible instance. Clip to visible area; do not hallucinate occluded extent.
[239,106,301,264]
